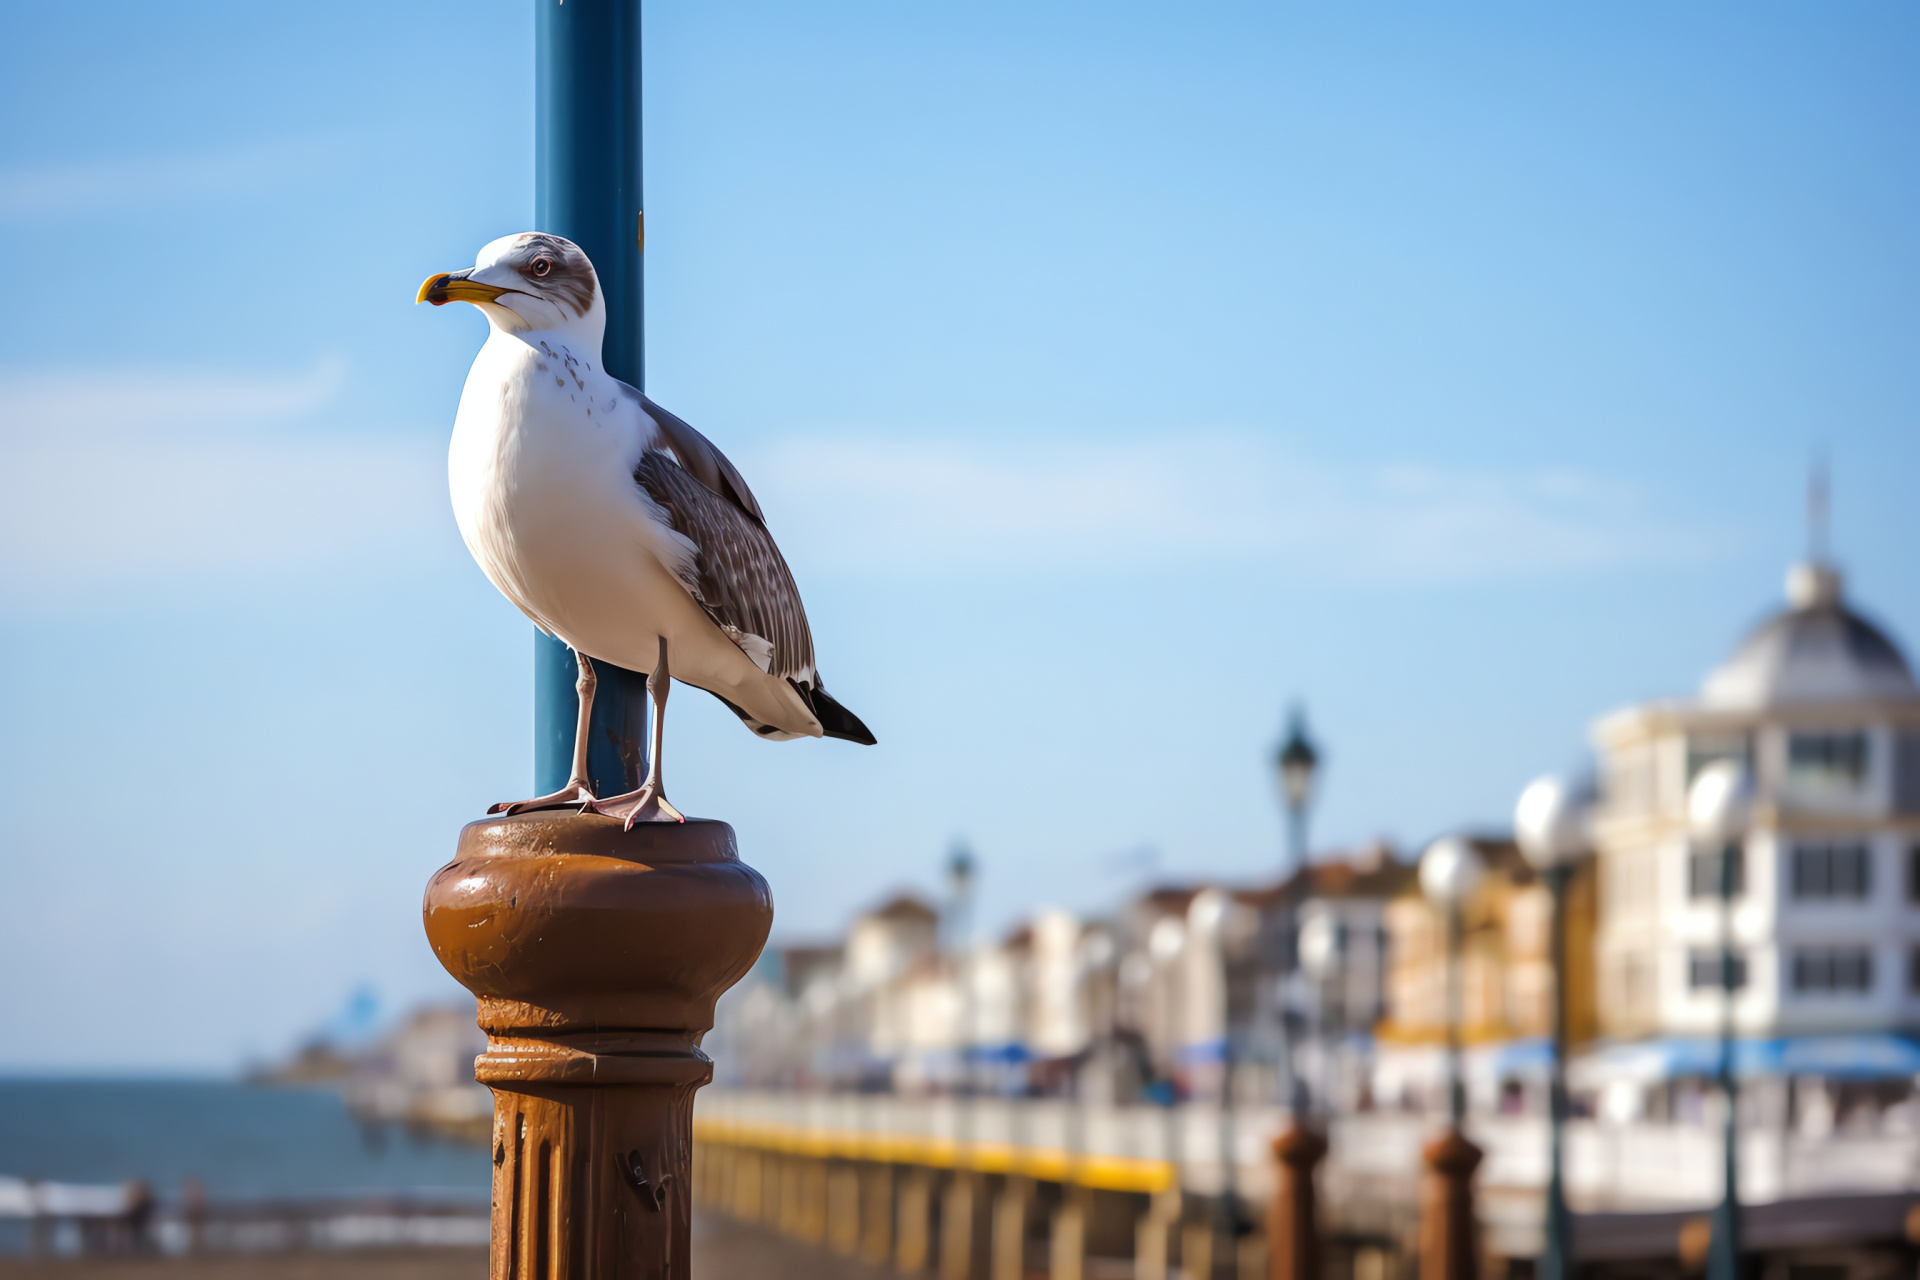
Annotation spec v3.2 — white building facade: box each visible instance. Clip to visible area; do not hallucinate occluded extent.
[1592,559,1920,1042]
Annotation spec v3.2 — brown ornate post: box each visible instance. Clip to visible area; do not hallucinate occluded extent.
[1267,1124,1327,1280]
[1418,1129,1483,1280]
[425,812,772,1280]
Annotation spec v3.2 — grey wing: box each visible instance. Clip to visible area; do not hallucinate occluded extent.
[611,381,767,524]
[634,449,816,682]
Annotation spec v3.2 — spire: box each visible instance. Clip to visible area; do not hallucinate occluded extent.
[1788,454,1841,609]
[1807,453,1830,566]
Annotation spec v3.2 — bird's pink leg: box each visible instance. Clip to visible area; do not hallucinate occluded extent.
[488,652,600,815]
[589,636,685,829]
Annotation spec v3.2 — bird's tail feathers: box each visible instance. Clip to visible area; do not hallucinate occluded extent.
[792,679,877,746]
[706,688,807,741]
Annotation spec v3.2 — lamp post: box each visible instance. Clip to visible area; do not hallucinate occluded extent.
[531,0,651,798]
[1419,837,1485,1127]
[1417,836,1486,1280]
[1688,761,1752,1280]
[1277,708,1320,871]
[1296,910,1338,1105]
[1262,709,1323,1280]
[1190,888,1248,1252]
[1266,906,1335,1280]
[942,843,981,1280]
[1513,776,1596,1280]
[1272,707,1320,1112]
[424,11,775,1278]
[946,843,977,1097]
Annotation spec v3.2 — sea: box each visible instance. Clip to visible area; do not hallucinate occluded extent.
[0,1078,490,1200]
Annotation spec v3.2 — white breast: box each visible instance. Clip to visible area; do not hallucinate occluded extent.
[447,330,684,641]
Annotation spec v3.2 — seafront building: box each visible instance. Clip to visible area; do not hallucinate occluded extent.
[1583,558,1920,1128]
[707,852,1414,1105]
[1371,835,1598,1115]
[694,551,1920,1279]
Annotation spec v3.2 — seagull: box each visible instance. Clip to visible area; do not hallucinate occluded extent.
[418,232,874,826]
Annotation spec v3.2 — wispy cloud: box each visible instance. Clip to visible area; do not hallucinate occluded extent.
[0,380,1729,609]
[747,432,1728,583]
[0,360,450,603]
[0,359,349,434]
[0,133,362,218]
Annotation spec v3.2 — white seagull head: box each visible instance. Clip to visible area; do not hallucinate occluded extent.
[417,232,604,340]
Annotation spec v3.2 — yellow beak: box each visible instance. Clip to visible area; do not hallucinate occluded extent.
[416,270,508,306]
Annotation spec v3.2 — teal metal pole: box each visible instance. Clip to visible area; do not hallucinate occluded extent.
[1539,864,1571,1280]
[1446,904,1466,1127]
[1707,843,1743,1280]
[532,0,649,795]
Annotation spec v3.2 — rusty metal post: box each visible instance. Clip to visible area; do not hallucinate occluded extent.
[425,813,772,1279]
[1266,1124,1326,1280]
[1417,1129,1483,1280]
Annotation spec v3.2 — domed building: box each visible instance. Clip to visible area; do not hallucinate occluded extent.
[1590,558,1920,1042]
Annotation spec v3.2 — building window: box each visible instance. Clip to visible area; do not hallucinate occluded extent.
[1792,947,1874,993]
[1687,733,1752,785]
[1688,950,1748,990]
[1909,945,1920,993]
[1688,843,1745,899]
[1788,731,1870,790]
[1896,735,1920,815]
[1792,843,1872,900]
[1908,844,1920,903]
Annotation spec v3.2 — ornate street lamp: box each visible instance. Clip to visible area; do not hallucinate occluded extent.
[947,841,976,944]
[1419,837,1485,1126]
[1514,776,1596,1280]
[1297,908,1339,1060]
[1191,888,1248,1249]
[947,841,977,1095]
[1276,707,1321,864]
[1416,836,1488,1280]
[1272,706,1321,1112]
[1688,761,1752,1280]
[1254,707,1325,1280]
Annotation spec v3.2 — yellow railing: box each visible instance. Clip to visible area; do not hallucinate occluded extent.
[692,1115,1178,1193]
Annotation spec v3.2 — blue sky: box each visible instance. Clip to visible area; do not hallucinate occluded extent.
[1,1,1916,1071]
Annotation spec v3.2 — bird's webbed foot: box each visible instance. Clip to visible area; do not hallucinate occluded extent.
[585,783,685,830]
[486,778,598,816]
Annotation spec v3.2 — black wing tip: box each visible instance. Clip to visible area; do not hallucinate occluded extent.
[825,720,878,747]
[797,681,878,746]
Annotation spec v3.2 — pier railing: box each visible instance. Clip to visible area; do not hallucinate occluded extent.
[692,1089,1920,1276]
[0,1179,488,1259]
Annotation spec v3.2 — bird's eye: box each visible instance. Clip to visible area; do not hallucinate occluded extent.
[530,256,553,278]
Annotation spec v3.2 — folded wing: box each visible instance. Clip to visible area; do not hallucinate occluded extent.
[632,435,816,685]
[637,391,767,524]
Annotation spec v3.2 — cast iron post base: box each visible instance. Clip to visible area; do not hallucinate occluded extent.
[1418,1127,1483,1280]
[425,813,772,1280]
[1267,1122,1327,1280]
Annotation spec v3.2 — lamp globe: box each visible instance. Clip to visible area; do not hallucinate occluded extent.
[1420,836,1485,907]
[1275,706,1320,815]
[1688,760,1753,847]
[1514,775,1595,872]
